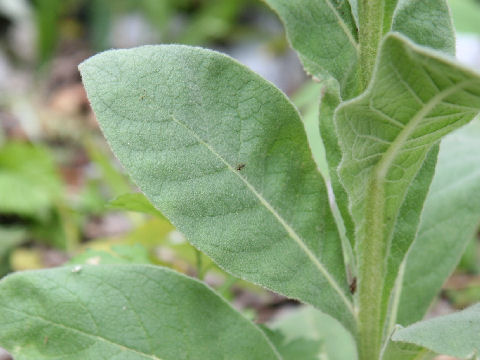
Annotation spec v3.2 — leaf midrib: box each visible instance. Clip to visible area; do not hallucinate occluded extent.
[169,114,355,316]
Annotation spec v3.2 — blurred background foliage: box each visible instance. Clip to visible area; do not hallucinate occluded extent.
[0,0,302,321]
[0,0,479,338]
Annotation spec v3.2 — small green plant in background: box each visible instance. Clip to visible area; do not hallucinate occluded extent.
[0,142,74,270]
[1,1,480,359]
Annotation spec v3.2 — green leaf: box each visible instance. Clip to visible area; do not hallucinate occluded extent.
[336,34,480,249]
[264,0,360,99]
[264,0,454,100]
[318,0,454,246]
[0,142,62,218]
[347,0,358,25]
[107,193,165,217]
[381,0,454,270]
[381,144,439,331]
[383,0,399,33]
[395,118,480,326]
[335,32,480,339]
[392,303,480,358]
[270,306,358,360]
[0,172,52,217]
[291,81,328,176]
[337,32,480,259]
[315,0,455,267]
[79,45,355,331]
[319,80,356,247]
[391,0,455,55]
[0,265,281,360]
[366,0,456,332]
[381,341,435,360]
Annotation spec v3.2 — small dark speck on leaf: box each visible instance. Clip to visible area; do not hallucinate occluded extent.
[236,164,246,171]
[349,277,357,294]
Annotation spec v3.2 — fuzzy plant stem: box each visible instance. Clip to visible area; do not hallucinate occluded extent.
[358,0,385,91]
[357,0,386,359]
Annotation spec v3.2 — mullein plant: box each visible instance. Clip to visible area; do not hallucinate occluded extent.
[1,1,480,359]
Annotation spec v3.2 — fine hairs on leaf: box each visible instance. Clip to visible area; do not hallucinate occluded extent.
[1,1,480,360]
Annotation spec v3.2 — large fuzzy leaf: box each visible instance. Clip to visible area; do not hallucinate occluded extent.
[337,32,480,264]
[319,0,454,248]
[394,118,480,326]
[0,265,281,360]
[336,34,480,253]
[337,33,480,254]
[379,0,456,335]
[392,303,480,358]
[79,45,355,331]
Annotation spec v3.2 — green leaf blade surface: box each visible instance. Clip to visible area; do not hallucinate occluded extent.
[335,33,480,346]
[0,265,281,360]
[318,0,455,250]
[79,45,355,331]
[337,33,480,260]
[264,0,360,99]
[392,303,480,358]
[396,118,480,325]
[391,0,455,55]
[319,80,356,247]
[381,143,439,332]
[381,341,435,360]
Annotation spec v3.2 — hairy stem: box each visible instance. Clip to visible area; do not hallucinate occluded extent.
[357,179,387,360]
[358,0,385,90]
[357,1,386,359]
